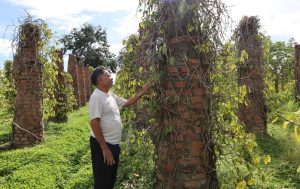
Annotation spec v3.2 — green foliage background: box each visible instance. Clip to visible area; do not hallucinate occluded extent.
[0,5,300,189]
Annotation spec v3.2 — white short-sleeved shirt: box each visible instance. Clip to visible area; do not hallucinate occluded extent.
[89,88,127,144]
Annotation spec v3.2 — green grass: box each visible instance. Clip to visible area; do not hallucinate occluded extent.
[0,106,94,189]
[1,104,300,188]
[0,106,155,189]
[0,111,12,145]
[255,124,300,188]
[217,123,300,189]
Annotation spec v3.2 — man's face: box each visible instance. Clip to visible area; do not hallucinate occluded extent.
[99,69,113,88]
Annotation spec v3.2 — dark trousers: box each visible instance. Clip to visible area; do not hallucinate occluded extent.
[90,136,120,189]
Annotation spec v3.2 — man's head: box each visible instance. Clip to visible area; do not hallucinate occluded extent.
[91,66,113,89]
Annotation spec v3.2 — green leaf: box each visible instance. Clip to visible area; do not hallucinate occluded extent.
[263,155,271,164]
[294,126,300,144]
[229,63,236,71]
[169,56,175,65]
[162,43,167,55]
[297,165,300,173]
[235,180,247,189]
[139,66,143,73]
[254,154,260,165]
[128,46,134,53]
[283,121,289,129]
[246,141,255,152]
[240,50,249,64]
[247,178,256,186]
[188,23,195,32]
[239,85,247,104]
[149,66,155,72]
[139,21,145,29]
[271,117,279,124]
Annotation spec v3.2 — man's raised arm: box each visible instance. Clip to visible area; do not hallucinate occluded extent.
[123,84,150,108]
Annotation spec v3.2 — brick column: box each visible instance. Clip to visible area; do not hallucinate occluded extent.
[83,64,91,102]
[295,45,300,103]
[155,2,217,188]
[77,63,86,106]
[67,54,80,108]
[236,16,267,134]
[156,36,216,188]
[52,49,67,122]
[12,23,43,148]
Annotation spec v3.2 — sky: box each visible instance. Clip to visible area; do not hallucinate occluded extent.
[0,0,300,69]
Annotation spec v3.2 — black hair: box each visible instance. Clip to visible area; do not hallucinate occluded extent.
[90,66,106,86]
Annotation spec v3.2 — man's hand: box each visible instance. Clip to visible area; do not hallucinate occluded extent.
[140,83,150,96]
[102,145,115,166]
[123,83,151,107]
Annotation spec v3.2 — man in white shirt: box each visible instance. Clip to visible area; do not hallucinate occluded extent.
[89,66,149,189]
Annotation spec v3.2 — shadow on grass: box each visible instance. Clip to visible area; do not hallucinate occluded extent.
[44,121,67,136]
[256,133,284,158]
[256,127,300,188]
[0,132,12,144]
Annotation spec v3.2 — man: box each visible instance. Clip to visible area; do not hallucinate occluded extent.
[89,66,149,189]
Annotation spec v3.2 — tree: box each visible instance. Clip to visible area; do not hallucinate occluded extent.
[267,39,294,92]
[60,23,118,71]
[1,60,15,114]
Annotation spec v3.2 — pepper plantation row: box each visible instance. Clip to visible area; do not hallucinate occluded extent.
[0,0,300,188]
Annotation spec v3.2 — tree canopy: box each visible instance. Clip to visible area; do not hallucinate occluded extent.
[60,23,118,72]
[262,36,295,92]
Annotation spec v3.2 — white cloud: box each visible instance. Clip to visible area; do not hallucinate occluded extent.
[110,43,124,56]
[110,0,300,43]
[224,0,300,42]
[0,39,13,58]
[7,0,139,31]
[113,10,141,39]
[49,15,93,32]
[5,0,300,59]
[8,0,139,17]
